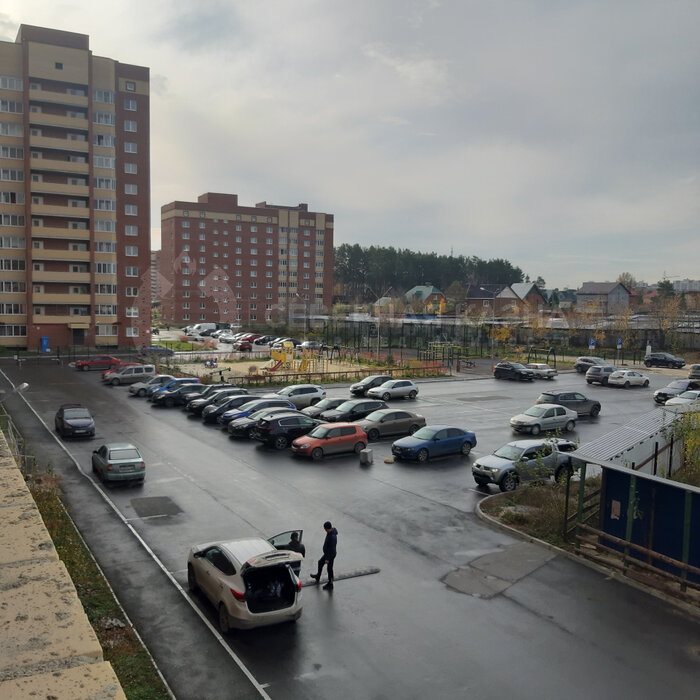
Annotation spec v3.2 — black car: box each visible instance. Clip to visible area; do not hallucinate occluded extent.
[574,356,607,373]
[535,391,601,417]
[54,404,95,438]
[152,382,205,407]
[319,398,388,422]
[300,397,346,418]
[349,375,393,396]
[493,361,534,381]
[201,394,262,423]
[653,379,700,404]
[644,352,686,369]
[187,387,249,415]
[139,344,174,357]
[181,383,229,405]
[585,365,616,386]
[253,413,320,449]
[228,407,300,438]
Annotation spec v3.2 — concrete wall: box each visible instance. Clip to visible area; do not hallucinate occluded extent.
[0,431,125,698]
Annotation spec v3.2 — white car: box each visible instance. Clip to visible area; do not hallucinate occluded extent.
[607,370,650,388]
[366,379,419,401]
[665,390,700,406]
[264,384,326,408]
[187,534,303,632]
[509,403,577,435]
[525,363,557,380]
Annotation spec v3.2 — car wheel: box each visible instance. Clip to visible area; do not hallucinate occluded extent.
[111,378,120,386]
[274,435,288,450]
[82,365,89,372]
[164,397,175,408]
[530,424,541,436]
[408,424,420,435]
[311,447,324,461]
[499,472,518,492]
[416,448,429,463]
[586,380,593,384]
[494,372,502,379]
[624,381,630,389]
[367,428,380,442]
[91,460,97,473]
[353,442,366,454]
[187,564,198,592]
[589,404,600,417]
[408,390,417,400]
[474,477,489,486]
[310,398,320,405]
[218,604,231,635]
[555,464,574,483]
[381,392,391,401]
[460,441,472,456]
[643,380,649,387]
[138,388,147,397]
[564,420,575,433]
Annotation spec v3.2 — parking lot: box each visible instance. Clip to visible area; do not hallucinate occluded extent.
[5,360,700,700]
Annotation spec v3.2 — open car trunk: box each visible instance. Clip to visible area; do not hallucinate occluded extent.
[243,564,297,614]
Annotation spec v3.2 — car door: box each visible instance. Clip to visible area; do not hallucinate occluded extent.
[519,445,554,482]
[431,428,450,456]
[325,426,344,454]
[92,445,108,476]
[445,428,465,455]
[568,393,588,414]
[200,547,235,603]
[540,407,557,431]
[295,416,317,439]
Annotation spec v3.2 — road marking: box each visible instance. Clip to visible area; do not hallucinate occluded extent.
[301,567,380,587]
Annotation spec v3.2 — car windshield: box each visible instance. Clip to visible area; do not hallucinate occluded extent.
[537,394,556,403]
[678,391,699,399]
[109,448,141,461]
[335,401,357,411]
[64,408,91,419]
[250,408,275,420]
[667,381,686,389]
[524,406,547,417]
[277,387,293,396]
[238,400,263,411]
[364,410,388,422]
[308,426,331,438]
[314,398,339,410]
[213,393,234,405]
[411,427,439,440]
[493,444,525,460]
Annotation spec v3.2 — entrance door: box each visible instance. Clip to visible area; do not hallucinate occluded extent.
[72,328,85,345]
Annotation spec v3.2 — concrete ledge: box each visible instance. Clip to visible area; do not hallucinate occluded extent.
[0,661,125,699]
[0,502,59,566]
[0,468,35,507]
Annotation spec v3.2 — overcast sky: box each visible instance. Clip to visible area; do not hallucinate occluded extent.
[4,1,699,289]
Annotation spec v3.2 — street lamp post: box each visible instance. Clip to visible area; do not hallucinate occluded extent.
[480,287,496,357]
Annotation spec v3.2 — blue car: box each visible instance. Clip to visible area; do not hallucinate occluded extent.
[219,398,296,431]
[147,377,200,400]
[391,425,477,462]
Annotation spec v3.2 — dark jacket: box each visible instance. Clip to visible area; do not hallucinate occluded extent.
[287,540,306,557]
[322,528,338,559]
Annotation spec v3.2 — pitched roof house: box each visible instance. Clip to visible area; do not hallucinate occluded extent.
[576,282,630,314]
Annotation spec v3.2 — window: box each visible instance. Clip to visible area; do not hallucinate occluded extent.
[94,177,116,189]
[124,120,137,132]
[93,89,114,103]
[0,100,23,113]
[95,262,117,274]
[93,111,116,125]
[251,226,257,232]
[0,76,23,90]
[125,183,138,194]
[96,284,117,294]
[125,246,138,256]
[126,327,139,338]
[95,241,117,253]
[126,307,139,317]
[181,232,190,239]
[0,122,22,137]
[96,324,117,336]
[0,324,26,337]
[125,204,138,216]
[94,155,115,169]
[126,266,139,277]
[94,199,116,211]
[96,219,116,232]
[125,225,138,236]
[124,98,137,111]
[0,169,24,182]
[126,81,136,91]
[124,162,137,174]
[0,219,25,230]
[0,145,23,159]
[94,132,115,147]
[124,142,137,153]
[0,281,25,292]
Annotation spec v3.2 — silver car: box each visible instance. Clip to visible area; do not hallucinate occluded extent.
[264,384,326,408]
[509,403,577,435]
[129,374,175,397]
[366,379,419,401]
[355,409,426,441]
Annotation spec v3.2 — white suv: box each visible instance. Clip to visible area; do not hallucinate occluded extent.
[265,384,326,408]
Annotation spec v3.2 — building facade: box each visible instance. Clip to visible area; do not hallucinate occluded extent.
[0,25,151,350]
[160,193,333,327]
[576,282,630,314]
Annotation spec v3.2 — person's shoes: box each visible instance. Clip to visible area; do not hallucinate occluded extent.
[323,582,334,590]
[309,574,320,584]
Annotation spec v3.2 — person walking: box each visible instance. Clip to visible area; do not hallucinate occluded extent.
[310,521,337,590]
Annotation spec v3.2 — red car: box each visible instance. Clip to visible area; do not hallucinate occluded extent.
[74,355,121,372]
[291,422,367,460]
[233,340,253,352]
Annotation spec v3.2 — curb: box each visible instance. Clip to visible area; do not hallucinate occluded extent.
[474,491,700,621]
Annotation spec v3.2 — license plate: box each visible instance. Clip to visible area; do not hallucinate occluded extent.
[120,464,135,472]
[74,429,85,434]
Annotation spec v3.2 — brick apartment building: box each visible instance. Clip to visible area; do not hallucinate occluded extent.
[160,193,333,327]
[0,25,151,350]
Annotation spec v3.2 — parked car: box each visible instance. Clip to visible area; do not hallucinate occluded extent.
[688,364,700,380]
[221,398,297,431]
[291,423,367,460]
[54,404,95,438]
[299,340,324,351]
[129,374,175,397]
[254,335,277,346]
[154,382,220,408]
[665,390,700,406]
[103,364,156,386]
[187,387,249,415]
[319,398,387,423]
[74,355,121,372]
[349,375,393,396]
[493,361,535,381]
[644,352,686,369]
[148,377,200,400]
[585,365,617,385]
[607,370,650,388]
[574,356,607,373]
[91,443,145,484]
[366,379,419,401]
[187,536,303,632]
[391,425,476,462]
[264,384,326,408]
[233,340,253,352]
[525,363,558,380]
[102,361,140,379]
[653,380,700,404]
[509,403,577,435]
[140,344,174,357]
[472,438,579,491]
[300,397,346,419]
[182,383,230,406]
[253,413,321,449]
[535,391,601,417]
[228,407,300,439]
[356,409,426,442]
[202,394,263,423]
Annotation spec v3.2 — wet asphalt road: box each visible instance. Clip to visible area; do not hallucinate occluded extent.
[2,358,699,700]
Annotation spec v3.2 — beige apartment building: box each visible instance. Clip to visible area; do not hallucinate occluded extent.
[0,25,151,350]
[160,193,333,328]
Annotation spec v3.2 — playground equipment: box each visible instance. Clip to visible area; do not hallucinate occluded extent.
[262,346,326,374]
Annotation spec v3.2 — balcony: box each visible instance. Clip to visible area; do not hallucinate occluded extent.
[31,226,90,240]
[31,158,89,175]
[31,182,89,197]
[33,314,88,325]
[32,293,91,305]
[29,134,89,152]
[31,249,90,262]
[28,113,89,131]
[30,203,90,219]
[29,88,88,108]
[32,271,90,284]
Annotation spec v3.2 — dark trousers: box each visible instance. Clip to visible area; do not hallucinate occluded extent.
[316,555,335,583]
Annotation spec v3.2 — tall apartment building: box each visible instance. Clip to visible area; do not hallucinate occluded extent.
[160,193,333,327]
[0,25,150,350]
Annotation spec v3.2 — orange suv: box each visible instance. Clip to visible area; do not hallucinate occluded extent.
[291,423,367,460]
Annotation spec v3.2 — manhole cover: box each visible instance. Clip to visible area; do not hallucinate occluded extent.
[130,496,182,518]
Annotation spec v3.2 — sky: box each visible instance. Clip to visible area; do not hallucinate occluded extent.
[3,1,699,289]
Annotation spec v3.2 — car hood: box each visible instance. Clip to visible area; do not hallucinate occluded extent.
[222,409,249,421]
[474,454,514,470]
[510,413,536,424]
[355,419,378,430]
[393,435,427,449]
[319,409,345,420]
